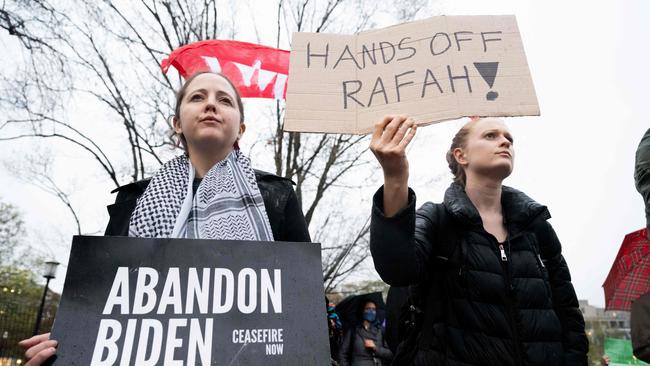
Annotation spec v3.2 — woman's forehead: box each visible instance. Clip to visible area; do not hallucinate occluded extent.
[186,73,237,96]
[469,118,510,134]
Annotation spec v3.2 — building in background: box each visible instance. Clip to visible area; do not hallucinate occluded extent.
[580,299,631,364]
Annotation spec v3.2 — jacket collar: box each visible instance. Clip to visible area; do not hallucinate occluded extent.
[253,169,296,185]
[110,179,150,194]
[443,182,550,237]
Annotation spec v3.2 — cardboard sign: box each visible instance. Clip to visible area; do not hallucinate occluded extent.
[284,15,539,134]
[49,236,329,366]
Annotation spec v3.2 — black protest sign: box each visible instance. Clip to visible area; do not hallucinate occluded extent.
[284,15,539,134]
[49,236,329,365]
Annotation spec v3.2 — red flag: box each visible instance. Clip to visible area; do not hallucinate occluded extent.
[161,40,290,99]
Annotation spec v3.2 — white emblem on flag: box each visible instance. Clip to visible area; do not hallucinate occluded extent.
[202,56,222,73]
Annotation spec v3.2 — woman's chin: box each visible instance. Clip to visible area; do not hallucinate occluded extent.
[495,165,514,181]
[474,163,513,182]
[189,136,235,152]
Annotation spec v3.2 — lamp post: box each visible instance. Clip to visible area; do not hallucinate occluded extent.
[33,260,59,336]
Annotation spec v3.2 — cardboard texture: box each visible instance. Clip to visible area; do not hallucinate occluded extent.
[284,15,539,134]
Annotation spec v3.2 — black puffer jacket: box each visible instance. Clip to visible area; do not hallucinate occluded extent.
[370,183,588,366]
[104,169,311,242]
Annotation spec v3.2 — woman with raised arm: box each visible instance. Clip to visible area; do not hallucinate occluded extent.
[20,71,311,365]
[369,115,588,365]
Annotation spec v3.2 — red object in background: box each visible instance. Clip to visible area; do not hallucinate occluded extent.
[603,228,650,311]
[161,40,290,99]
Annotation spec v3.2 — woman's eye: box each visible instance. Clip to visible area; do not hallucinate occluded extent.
[486,133,495,139]
[190,94,203,101]
[220,98,233,106]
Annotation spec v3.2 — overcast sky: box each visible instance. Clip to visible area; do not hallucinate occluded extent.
[0,0,648,307]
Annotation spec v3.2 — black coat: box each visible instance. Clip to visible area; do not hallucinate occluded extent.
[370,183,588,366]
[632,292,650,362]
[104,169,311,242]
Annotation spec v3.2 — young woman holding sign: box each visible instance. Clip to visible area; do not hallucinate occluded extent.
[369,116,588,365]
[20,71,311,364]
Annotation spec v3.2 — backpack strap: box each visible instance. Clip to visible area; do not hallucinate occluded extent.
[528,221,552,271]
[432,203,459,261]
[389,203,462,364]
[414,203,460,350]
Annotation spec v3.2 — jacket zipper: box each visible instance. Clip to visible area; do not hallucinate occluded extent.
[499,244,508,261]
[496,238,524,366]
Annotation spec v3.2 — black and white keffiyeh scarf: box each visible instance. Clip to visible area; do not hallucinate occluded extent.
[128,150,274,241]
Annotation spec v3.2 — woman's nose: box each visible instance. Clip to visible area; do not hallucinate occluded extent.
[204,95,218,111]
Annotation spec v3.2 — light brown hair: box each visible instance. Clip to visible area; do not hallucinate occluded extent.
[445,121,474,186]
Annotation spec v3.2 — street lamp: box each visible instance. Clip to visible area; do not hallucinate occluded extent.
[32,260,59,336]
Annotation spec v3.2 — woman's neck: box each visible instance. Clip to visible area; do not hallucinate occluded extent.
[464,173,503,215]
[188,146,233,178]
[363,320,370,329]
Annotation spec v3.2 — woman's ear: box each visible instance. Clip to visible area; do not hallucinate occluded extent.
[238,122,246,139]
[453,147,468,167]
[172,116,182,134]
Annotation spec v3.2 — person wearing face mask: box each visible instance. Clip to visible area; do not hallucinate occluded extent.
[339,300,393,366]
[369,116,588,365]
[18,71,311,365]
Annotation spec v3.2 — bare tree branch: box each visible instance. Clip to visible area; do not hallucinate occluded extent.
[0,0,436,293]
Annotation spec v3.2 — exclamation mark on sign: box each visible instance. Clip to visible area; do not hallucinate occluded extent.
[473,62,499,101]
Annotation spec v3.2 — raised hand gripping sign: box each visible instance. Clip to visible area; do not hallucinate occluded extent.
[49,236,329,366]
[284,15,539,134]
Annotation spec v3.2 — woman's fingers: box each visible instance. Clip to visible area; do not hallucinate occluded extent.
[25,339,58,360]
[391,118,415,146]
[369,115,416,181]
[370,115,394,153]
[371,115,394,143]
[25,347,56,366]
[370,115,416,151]
[18,333,50,349]
[379,115,408,145]
[398,123,417,149]
[21,333,57,364]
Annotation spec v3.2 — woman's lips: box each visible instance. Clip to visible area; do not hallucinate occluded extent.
[200,117,221,124]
